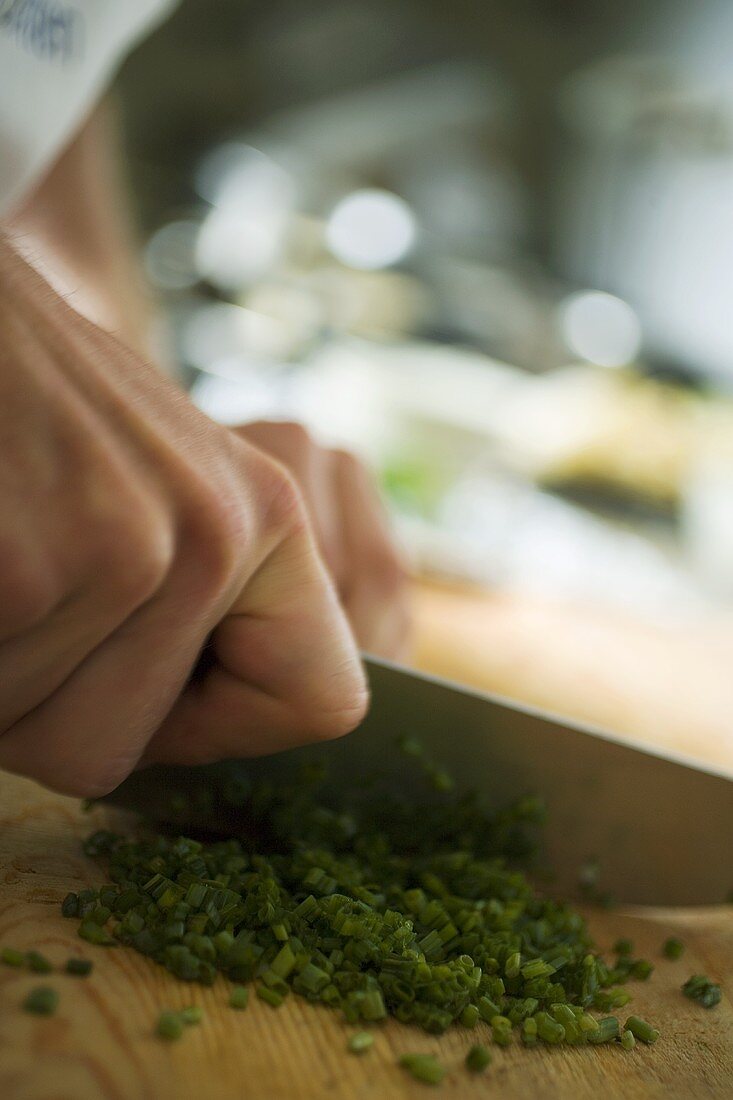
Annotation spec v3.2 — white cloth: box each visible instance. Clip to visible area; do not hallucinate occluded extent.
[0,0,178,213]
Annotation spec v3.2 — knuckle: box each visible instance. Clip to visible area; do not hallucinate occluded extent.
[259,459,309,537]
[173,445,312,609]
[361,542,409,594]
[0,542,58,634]
[231,433,311,538]
[375,550,409,592]
[279,421,313,456]
[177,479,247,604]
[96,507,174,610]
[333,447,361,474]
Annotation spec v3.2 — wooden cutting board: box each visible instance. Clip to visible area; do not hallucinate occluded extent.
[1,771,731,1100]
[1,584,732,1099]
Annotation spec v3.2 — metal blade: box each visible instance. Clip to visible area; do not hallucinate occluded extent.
[104,656,733,905]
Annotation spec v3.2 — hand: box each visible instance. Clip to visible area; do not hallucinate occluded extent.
[0,236,367,796]
[235,421,411,661]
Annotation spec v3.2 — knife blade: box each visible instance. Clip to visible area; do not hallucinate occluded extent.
[103,656,733,906]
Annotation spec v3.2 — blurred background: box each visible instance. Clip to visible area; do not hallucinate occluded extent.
[112,0,733,762]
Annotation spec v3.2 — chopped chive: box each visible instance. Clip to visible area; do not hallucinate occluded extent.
[521,959,554,980]
[399,1054,445,1085]
[662,938,684,960]
[270,942,296,980]
[593,988,631,1011]
[229,985,249,1010]
[535,1012,565,1044]
[460,1004,479,1028]
[477,996,501,1022]
[180,1005,203,1025]
[23,986,58,1015]
[505,951,521,979]
[465,1043,491,1073]
[624,1016,659,1044]
[156,1011,184,1040]
[522,1018,538,1045]
[613,938,633,956]
[257,985,284,1008]
[682,975,721,1009]
[347,1031,374,1054]
[1,947,25,967]
[65,958,93,977]
[587,1016,619,1044]
[491,1015,513,1046]
[630,959,654,981]
[78,921,115,946]
[25,951,53,974]
[620,1029,636,1051]
[61,893,79,918]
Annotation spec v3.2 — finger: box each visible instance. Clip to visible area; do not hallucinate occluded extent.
[0,530,194,796]
[0,406,174,731]
[145,514,368,768]
[0,491,366,793]
[234,422,346,587]
[331,450,412,660]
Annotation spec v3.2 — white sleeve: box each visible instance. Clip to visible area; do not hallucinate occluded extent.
[0,0,179,213]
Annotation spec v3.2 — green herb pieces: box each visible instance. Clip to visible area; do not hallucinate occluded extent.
[620,1029,636,1051]
[587,1016,619,1044]
[662,938,684,960]
[25,951,52,973]
[613,938,633,957]
[257,985,284,1008]
[521,1018,538,1045]
[157,1011,184,1040]
[1,947,25,967]
[68,752,663,1054]
[180,1005,203,1025]
[535,1011,565,1044]
[682,975,722,1009]
[23,986,58,1015]
[465,1043,491,1073]
[65,958,93,977]
[491,1015,513,1046]
[399,1053,445,1085]
[229,985,249,1010]
[347,1031,374,1054]
[78,921,115,946]
[630,959,654,981]
[624,1016,659,1044]
[61,893,79,918]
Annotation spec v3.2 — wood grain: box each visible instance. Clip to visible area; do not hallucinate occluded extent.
[1,584,732,1099]
[1,773,731,1100]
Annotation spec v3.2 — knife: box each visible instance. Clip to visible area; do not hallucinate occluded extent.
[102,656,733,907]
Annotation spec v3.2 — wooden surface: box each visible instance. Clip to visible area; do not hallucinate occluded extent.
[1,584,733,1099]
[412,583,733,771]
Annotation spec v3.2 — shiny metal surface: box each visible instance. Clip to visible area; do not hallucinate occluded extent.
[104,657,733,905]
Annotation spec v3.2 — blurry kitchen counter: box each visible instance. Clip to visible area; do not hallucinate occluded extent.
[411,580,733,772]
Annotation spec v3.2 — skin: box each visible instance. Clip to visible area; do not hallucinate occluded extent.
[0,106,410,797]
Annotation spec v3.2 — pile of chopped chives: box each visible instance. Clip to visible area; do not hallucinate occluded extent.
[63,748,660,1051]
